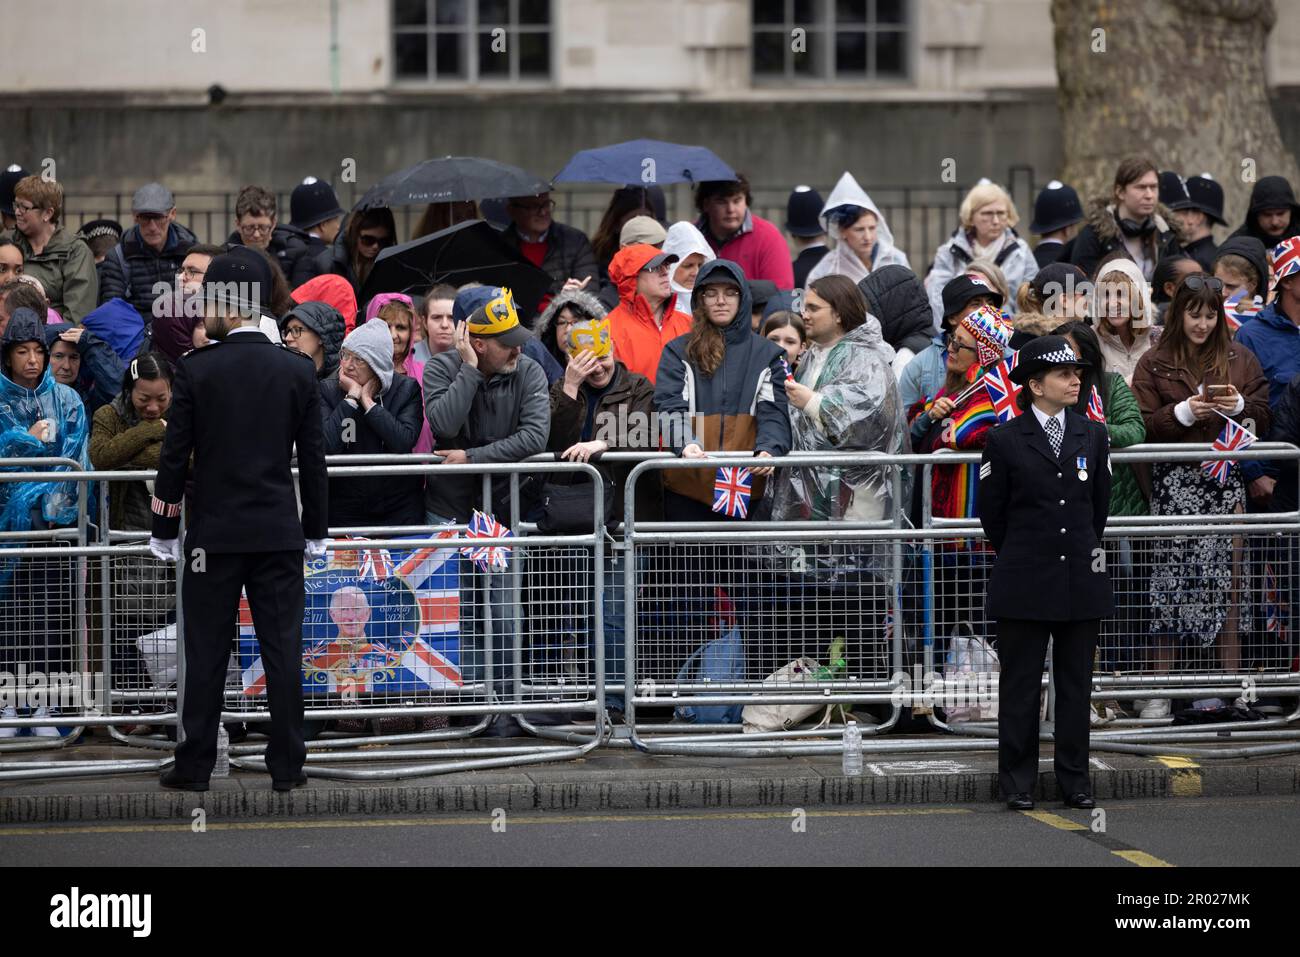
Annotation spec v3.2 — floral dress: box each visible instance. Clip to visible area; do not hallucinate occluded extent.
[1147,462,1252,647]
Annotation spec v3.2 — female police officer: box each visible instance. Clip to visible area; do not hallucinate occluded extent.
[977,335,1114,811]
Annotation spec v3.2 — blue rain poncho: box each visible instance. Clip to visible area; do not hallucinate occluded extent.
[0,363,90,533]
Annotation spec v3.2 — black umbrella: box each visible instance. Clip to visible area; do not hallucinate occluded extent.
[354,156,550,210]
[360,220,552,323]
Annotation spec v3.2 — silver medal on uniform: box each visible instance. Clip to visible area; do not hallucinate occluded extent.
[1076,454,1087,482]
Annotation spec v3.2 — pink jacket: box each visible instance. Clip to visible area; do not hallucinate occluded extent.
[700,213,794,290]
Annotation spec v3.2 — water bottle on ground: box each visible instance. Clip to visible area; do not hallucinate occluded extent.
[842,719,862,776]
[214,723,230,778]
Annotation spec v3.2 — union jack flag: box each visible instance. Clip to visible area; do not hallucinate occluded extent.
[1086,384,1106,424]
[1264,562,1286,638]
[1272,236,1300,286]
[1201,416,1257,483]
[981,353,1022,423]
[1223,288,1263,334]
[357,548,396,580]
[712,466,752,519]
[460,509,513,571]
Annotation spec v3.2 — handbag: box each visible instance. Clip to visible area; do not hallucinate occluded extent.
[536,477,615,534]
[674,627,745,724]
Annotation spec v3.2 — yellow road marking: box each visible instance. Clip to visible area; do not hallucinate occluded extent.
[1113,850,1174,867]
[0,806,972,837]
[1156,755,1203,797]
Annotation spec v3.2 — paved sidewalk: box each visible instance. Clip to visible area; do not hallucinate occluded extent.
[2,726,1298,824]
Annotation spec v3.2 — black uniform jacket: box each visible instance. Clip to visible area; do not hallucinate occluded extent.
[150,330,328,551]
[977,408,1114,621]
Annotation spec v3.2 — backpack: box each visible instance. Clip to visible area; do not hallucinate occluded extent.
[673,627,745,724]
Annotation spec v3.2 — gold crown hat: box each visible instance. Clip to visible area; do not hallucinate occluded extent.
[565,316,613,358]
[466,287,532,347]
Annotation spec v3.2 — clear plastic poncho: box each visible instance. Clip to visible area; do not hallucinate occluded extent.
[0,366,90,533]
[771,315,909,523]
[804,171,909,287]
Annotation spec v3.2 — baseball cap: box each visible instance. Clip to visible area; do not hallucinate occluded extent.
[620,215,667,247]
[640,251,679,273]
[466,288,531,348]
[942,273,1003,319]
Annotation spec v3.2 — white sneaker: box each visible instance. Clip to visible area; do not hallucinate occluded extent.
[29,708,62,738]
[0,705,17,739]
[1139,698,1171,719]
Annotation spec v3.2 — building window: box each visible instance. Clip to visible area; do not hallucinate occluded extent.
[752,0,908,82]
[393,0,551,82]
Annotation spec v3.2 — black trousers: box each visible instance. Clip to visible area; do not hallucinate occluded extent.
[175,549,306,782]
[996,617,1099,798]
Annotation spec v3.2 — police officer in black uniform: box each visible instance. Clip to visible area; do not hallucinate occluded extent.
[977,335,1113,811]
[149,249,328,792]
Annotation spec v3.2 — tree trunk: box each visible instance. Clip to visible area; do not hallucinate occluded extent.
[1053,0,1299,227]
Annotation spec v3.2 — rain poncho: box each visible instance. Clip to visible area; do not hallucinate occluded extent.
[662,221,715,316]
[0,364,90,533]
[771,315,909,523]
[804,171,910,287]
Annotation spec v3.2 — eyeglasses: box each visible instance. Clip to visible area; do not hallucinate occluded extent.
[976,209,1009,221]
[238,222,273,236]
[510,200,555,214]
[12,201,38,215]
[357,233,393,249]
[950,340,979,355]
[177,266,205,279]
[282,324,311,339]
[136,212,168,223]
[701,287,741,302]
[1183,275,1224,293]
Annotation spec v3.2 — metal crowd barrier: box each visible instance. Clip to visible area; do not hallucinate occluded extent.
[614,445,1300,759]
[0,459,610,781]
[3,442,1299,782]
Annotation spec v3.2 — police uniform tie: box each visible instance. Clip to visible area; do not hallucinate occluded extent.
[1044,415,1063,458]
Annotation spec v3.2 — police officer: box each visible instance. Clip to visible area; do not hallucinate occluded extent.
[149,249,328,792]
[977,335,1113,811]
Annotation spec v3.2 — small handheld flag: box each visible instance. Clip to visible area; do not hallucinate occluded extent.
[460,509,513,571]
[981,353,1022,423]
[1201,415,1257,484]
[1086,384,1106,424]
[780,356,795,382]
[1223,288,1263,334]
[712,466,753,519]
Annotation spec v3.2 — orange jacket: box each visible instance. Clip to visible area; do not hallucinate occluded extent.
[606,244,693,383]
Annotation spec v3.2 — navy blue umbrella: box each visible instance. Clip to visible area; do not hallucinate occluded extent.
[553,139,737,186]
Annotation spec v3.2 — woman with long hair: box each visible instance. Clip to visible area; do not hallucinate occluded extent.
[1130,275,1270,716]
[314,207,397,298]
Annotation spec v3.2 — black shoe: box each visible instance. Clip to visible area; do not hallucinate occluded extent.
[272,773,308,792]
[1005,792,1034,811]
[1064,792,1095,809]
[160,769,209,792]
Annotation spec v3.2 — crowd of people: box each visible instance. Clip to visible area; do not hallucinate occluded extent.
[1,151,1298,733]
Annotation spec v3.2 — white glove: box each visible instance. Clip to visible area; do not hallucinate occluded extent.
[148,537,180,563]
[305,538,328,560]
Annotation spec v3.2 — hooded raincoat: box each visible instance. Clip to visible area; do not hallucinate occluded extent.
[607,244,693,384]
[0,311,89,535]
[662,221,716,316]
[653,259,792,509]
[805,172,910,287]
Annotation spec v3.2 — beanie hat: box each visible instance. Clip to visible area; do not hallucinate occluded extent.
[341,318,395,392]
[958,304,1011,367]
[364,292,415,324]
